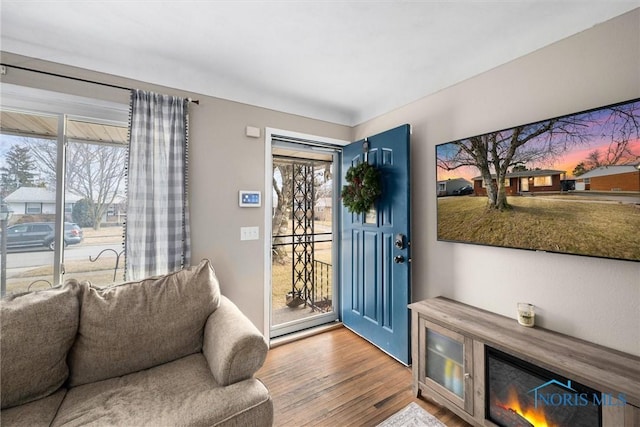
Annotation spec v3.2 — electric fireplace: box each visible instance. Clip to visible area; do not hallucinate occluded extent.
[486,347,601,427]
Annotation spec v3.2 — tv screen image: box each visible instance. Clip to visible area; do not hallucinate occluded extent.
[436,98,640,262]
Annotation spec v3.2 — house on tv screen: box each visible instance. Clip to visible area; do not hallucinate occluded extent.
[472,169,565,196]
[575,164,640,192]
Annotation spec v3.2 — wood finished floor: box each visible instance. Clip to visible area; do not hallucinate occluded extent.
[256,327,472,427]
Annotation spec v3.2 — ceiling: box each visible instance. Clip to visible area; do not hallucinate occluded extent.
[1,1,638,126]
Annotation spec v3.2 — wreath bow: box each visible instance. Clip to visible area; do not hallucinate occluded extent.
[341,162,382,214]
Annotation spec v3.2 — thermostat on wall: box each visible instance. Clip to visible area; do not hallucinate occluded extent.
[239,191,261,207]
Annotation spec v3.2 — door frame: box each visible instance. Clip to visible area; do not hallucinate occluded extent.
[263,128,349,340]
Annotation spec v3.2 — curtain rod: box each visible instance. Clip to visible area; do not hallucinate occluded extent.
[0,63,200,105]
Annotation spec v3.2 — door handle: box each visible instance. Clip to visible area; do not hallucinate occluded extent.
[394,255,405,264]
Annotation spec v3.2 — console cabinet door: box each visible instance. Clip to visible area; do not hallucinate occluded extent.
[418,317,474,415]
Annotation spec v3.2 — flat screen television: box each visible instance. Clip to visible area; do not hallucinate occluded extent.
[436,98,640,262]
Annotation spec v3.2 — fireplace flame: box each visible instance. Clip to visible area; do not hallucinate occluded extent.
[498,387,555,427]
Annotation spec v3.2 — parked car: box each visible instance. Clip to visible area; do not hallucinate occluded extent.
[453,184,474,196]
[2,222,83,251]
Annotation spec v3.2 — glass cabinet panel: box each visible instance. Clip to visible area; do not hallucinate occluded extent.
[418,317,473,415]
[426,328,464,398]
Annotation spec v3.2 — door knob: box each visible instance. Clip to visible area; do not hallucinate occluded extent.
[394,255,405,264]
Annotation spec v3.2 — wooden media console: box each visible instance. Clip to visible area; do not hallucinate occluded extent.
[409,297,640,427]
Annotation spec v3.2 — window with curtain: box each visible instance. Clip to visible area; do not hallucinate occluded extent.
[125,90,191,280]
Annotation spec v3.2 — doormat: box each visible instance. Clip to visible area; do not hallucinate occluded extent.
[377,402,447,427]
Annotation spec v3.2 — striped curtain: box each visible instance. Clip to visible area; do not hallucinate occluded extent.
[125,90,191,280]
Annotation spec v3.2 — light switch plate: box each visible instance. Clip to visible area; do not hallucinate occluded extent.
[240,226,259,241]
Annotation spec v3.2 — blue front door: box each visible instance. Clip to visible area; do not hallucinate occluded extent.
[341,124,411,364]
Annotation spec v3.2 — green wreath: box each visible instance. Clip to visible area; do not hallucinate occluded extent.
[341,162,382,214]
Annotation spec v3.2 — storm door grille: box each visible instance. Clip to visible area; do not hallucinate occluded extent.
[290,162,315,307]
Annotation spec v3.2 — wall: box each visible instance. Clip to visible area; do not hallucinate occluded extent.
[0,52,351,331]
[354,9,640,355]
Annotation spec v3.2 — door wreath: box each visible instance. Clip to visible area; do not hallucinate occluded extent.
[341,162,382,214]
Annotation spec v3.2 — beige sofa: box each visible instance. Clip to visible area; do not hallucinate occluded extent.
[0,259,273,426]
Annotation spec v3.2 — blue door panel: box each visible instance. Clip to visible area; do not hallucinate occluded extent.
[350,229,360,313]
[382,232,393,330]
[341,124,411,364]
[363,231,378,322]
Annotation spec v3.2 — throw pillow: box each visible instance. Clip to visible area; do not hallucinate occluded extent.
[67,259,221,387]
[1,282,81,408]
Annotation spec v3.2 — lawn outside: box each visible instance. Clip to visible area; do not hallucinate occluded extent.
[271,241,333,311]
[437,195,640,261]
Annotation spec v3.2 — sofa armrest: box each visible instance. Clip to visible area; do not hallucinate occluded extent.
[202,296,268,386]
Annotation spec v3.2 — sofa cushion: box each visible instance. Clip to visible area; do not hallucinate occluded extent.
[0,283,80,409]
[0,388,67,427]
[53,353,273,427]
[67,259,221,387]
